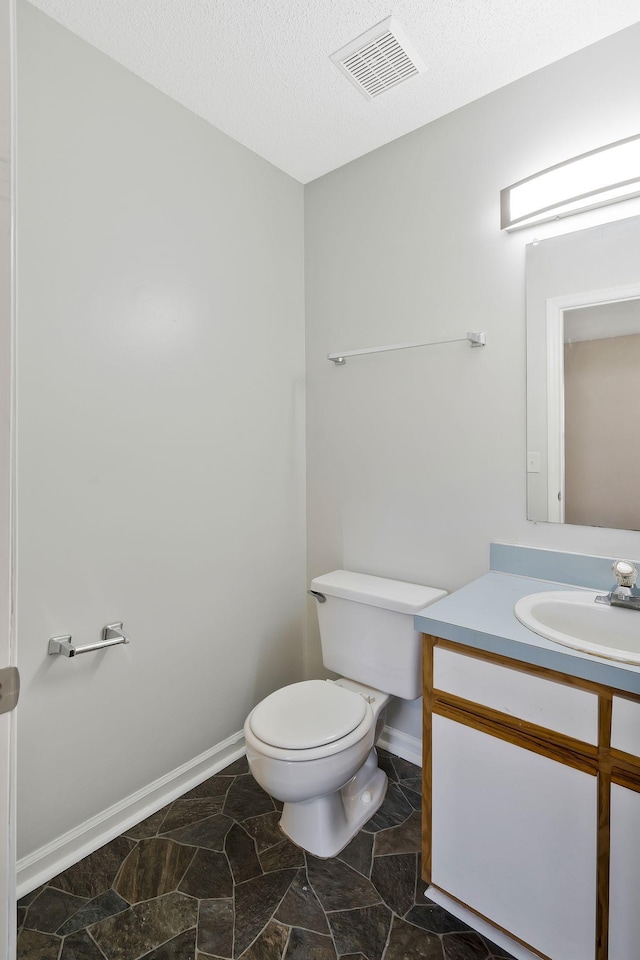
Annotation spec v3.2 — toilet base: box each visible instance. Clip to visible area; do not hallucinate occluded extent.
[278,747,388,859]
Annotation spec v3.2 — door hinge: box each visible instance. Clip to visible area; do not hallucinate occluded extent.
[0,666,19,715]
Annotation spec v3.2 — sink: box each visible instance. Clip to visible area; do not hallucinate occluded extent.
[514,590,640,665]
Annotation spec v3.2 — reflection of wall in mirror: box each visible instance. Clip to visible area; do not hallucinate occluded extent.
[526,215,640,527]
[564,333,640,530]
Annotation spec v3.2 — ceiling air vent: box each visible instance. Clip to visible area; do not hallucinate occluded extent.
[331,16,426,101]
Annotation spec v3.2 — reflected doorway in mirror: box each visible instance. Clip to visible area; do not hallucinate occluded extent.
[526,214,640,530]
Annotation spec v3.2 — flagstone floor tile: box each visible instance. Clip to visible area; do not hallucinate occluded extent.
[17,748,514,960]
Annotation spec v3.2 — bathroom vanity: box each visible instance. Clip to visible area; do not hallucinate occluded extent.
[415,546,640,960]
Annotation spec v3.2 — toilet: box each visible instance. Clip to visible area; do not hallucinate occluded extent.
[243,570,446,858]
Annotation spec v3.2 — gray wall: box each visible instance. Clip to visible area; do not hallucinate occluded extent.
[304,23,640,738]
[16,1,305,859]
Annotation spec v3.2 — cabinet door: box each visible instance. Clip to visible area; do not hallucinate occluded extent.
[611,695,640,758]
[609,783,640,960]
[431,714,597,960]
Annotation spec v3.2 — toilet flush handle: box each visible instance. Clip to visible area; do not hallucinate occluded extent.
[307,590,327,603]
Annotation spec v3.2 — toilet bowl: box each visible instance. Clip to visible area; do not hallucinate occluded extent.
[244,678,390,858]
[244,570,447,859]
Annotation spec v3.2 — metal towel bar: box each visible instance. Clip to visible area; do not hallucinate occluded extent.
[327,331,486,365]
[48,622,129,658]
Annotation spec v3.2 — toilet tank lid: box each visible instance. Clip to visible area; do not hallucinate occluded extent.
[310,570,447,614]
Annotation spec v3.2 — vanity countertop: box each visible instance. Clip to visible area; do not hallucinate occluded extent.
[414,571,640,696]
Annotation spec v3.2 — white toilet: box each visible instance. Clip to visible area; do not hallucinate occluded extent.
[243,570,446,858]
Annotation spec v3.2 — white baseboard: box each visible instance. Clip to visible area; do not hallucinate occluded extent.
[377,724,422,768]
[17,730,246,899]
[18,724,419,898]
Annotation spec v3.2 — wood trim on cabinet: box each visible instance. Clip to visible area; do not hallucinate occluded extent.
[596,696,612,960]
[609,748,640,777]
[610,767,640,793]
[610,688,640,704]
[432,694,599,775]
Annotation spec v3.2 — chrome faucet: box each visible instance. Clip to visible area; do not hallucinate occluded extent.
[595,560,640,610]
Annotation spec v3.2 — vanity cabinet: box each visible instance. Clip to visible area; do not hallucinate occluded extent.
[608,783,640,960]
[422,637,640,960]
[607,695,640,960]
[431,715,597,960]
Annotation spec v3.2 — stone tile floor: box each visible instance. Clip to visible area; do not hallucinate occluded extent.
[17,749,514,960]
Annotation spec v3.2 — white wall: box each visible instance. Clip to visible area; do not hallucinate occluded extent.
[304,23,640,738]
[16,1,305,859]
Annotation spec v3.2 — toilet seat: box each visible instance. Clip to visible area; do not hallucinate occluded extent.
[246,680,374,762]
[250,680,367,749]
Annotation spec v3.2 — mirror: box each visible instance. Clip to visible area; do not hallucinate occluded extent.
[526,215,640,530]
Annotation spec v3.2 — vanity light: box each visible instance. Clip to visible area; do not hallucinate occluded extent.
[500,133,640,231]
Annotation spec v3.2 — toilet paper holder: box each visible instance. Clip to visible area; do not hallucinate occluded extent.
[48,622,129,658]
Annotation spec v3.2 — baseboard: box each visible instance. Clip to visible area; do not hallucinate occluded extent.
[377,724,422,768]
[18,724,419,897]
[17,730,246,899]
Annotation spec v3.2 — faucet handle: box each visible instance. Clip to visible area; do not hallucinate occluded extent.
[612,560,638,589]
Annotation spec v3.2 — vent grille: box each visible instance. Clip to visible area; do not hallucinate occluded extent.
[331,17,426,101]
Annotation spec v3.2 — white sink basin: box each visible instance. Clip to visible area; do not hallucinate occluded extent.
[514,590,640,665]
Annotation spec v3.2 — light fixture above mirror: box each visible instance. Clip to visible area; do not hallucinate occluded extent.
[501,133,640,231]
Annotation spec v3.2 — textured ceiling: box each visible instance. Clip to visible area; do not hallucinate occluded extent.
[26,0,640,183]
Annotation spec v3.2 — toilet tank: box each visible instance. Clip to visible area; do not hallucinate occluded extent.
[310,570,447,700]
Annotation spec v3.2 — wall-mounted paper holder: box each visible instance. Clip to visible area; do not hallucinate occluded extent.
[48,622,129,658]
